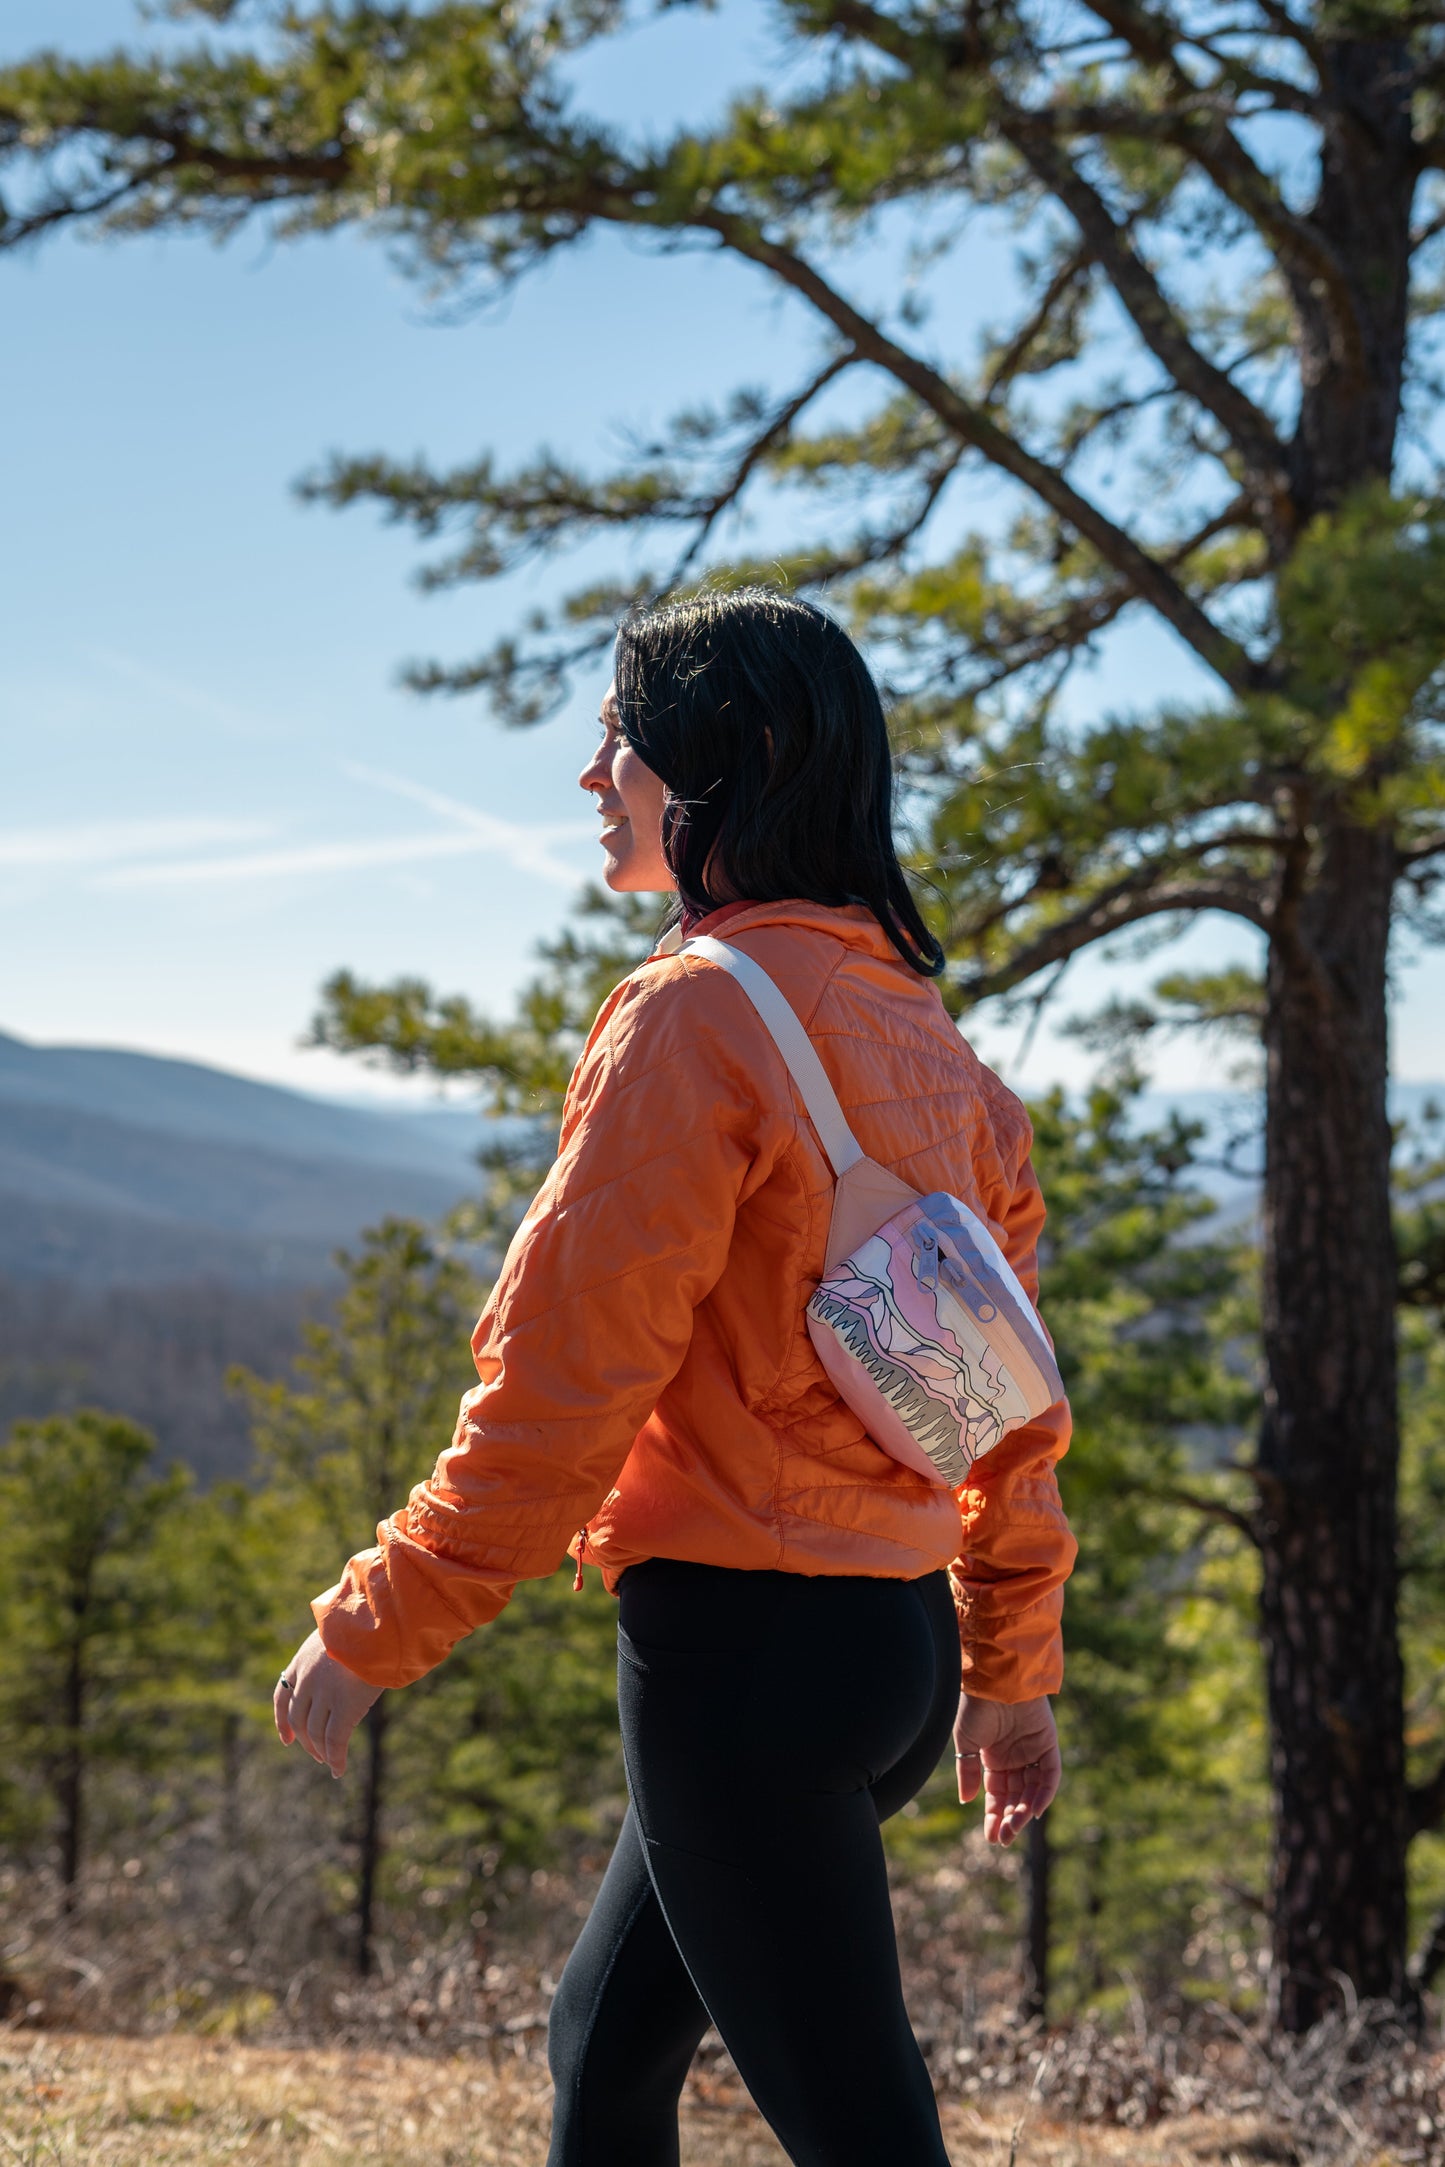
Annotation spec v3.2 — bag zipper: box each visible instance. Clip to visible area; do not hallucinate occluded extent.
[573,1526,588,1593]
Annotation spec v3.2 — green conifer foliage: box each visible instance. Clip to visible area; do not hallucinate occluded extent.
[232,1219,482,1972]
[0,1412,189,1890]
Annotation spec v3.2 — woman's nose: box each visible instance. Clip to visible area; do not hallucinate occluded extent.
[578,745,609,795]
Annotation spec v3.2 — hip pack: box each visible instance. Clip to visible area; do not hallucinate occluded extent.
[685,935,1065,1490]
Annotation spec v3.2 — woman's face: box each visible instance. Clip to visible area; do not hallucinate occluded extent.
[578,681,676,894]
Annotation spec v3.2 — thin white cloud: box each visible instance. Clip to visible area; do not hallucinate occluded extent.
[99,824,589,891]
[3,761,597,894]
[0,817,274,869]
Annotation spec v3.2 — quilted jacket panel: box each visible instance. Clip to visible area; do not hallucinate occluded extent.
[312,899,1077,1699]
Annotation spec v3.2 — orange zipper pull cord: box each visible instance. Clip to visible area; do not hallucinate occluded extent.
[573,1526,588,1593]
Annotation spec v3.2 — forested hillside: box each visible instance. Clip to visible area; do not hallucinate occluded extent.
[0,1030,482,1286]
[0,1035,493,1473]
[0,1277,317,1486]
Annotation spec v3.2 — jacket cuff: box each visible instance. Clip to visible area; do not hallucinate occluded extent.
[956,1583,1065,1701]
[312,1530,514,1690]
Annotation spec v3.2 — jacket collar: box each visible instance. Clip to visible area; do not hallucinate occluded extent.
[654,897,903,966]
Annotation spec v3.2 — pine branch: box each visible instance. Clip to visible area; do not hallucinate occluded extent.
[818,0,1299,491]
[870,496,1251,704]
[1249,0,1325,66]
[1171,29,1320,113]
[1152,1483,1261,1546]
[815,0,1363,403]
[669,346,859,579]
[404,617,623,721]
[0,164,167,246]
[695,209,1261,693]
[0,100,355,245]
[1054,0,1365,371]
[996,113,1293,528]
[950,868,1275,1000]
[981,243,1094,402]
[422,463,976,718]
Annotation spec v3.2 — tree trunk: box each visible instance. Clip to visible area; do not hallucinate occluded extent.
[1290,38,1414,518]
[221,1711,246,1928]
[1019,1810,1051,2024]
[356,1697,388,1977]
[1253,22,1418,2033]
[1259,825,1405,2029]
[57,1635,85,1904]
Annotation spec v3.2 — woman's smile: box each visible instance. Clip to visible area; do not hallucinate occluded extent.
[578,681,674,893]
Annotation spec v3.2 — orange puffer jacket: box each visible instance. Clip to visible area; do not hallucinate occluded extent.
[313,899,1076,1701]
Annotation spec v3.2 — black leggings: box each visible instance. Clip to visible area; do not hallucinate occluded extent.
[546,1559,960,2166]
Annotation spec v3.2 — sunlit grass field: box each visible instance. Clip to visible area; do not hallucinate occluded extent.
[0,2030,1290,2166]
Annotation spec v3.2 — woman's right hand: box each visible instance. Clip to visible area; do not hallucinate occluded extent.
[274,1628,382,1779]
[953,1692,1060,1847]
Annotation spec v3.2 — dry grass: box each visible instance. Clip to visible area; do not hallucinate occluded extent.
[5,1861,1441,2164]
[0,2029,1300,2167]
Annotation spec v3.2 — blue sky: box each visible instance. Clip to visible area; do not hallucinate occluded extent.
[4,0,1442,1106]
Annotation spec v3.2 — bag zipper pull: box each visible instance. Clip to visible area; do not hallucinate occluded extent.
[573,1527,588,1593]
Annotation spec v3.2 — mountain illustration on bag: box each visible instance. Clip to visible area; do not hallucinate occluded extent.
[806,1191,1063,1489]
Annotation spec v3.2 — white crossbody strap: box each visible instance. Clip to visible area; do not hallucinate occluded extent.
[683,936,864,1178]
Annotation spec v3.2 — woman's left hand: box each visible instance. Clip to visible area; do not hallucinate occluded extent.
[274,1629,382,1779]
[953,1691,1061,1847]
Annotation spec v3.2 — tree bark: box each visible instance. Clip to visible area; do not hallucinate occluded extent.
[1289,37,1414,519]
[1249,24,1418,2034]
[1019,1810,1051,2023]
[356,1697,389,1978]
[1259,824,1406,2029]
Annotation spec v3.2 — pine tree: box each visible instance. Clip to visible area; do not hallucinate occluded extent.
[161,1478,307,1926]
[233,1219,480,1974]
[232,1216,628,1945]
[1024,1084,1262,2014]
[0,1412,189,1895]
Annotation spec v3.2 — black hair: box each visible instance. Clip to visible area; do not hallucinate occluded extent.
[612,586,945,978]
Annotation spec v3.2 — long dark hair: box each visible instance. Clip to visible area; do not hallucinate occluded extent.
[612,586,944,978]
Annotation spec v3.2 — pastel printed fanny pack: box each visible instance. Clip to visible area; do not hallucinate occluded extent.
[685,936,1065,1490]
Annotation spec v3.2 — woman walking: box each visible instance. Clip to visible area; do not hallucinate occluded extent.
[274,587,1076,2166]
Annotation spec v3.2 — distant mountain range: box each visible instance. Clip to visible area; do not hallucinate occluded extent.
[1,1028,1438,1290]
[0,1032,1438,1479]
[0,1030,494,1287]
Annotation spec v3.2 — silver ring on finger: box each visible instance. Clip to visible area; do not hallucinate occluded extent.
[279,1673,297,1692]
